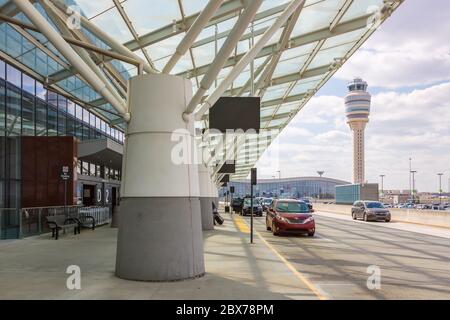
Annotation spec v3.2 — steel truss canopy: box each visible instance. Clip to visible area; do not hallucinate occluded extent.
[0,0,404,181]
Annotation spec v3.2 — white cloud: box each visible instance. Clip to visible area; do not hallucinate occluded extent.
[334,0,450,89]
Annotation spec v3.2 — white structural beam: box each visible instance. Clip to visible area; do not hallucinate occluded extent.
[50,0,156,75]
[111,0,156,71]
[193,0,306,120]
[255,3,304,98]
[330,0,354,31]
[40,0,126,107]
[123,0,245,52]
[12,0,129,120]
[163,0,225,74]
[178,13,371,79]
[184,0,263,117]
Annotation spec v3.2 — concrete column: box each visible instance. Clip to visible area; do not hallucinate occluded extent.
[116,74,205,281]
[198,163,215,230]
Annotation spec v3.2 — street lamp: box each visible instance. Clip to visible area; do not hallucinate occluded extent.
[411,170,417,203]
[438,173,444,205]
[409,158,412,200]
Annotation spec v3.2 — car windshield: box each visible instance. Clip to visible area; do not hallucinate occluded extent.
[276,202,309,213]
[263,199,272,204]
[366,202,385,209]
[244,199,255,206]
[302,199,310,203]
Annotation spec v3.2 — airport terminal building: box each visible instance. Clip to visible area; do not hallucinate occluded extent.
[0,58,124,239]
[221,177,349,199]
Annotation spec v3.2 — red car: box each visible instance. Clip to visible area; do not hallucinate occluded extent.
[266,199,315,237]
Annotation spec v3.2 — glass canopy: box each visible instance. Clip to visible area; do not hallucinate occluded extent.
[0,0,404,181]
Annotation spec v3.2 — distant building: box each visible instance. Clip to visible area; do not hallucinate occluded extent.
[221,177,349,199]
[335,184,379,205]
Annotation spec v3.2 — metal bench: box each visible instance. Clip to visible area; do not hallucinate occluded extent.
[69,212,96,230]
[46,215,80,240]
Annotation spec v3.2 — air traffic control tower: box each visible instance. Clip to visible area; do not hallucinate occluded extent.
[345,78,371,184]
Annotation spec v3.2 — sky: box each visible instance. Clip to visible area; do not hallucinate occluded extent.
[256,0,450,193]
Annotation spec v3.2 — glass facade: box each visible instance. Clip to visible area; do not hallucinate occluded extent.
[0,58,124,211]
[221,177,350,199]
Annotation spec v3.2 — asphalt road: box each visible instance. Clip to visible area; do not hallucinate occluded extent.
[243,211,450,299]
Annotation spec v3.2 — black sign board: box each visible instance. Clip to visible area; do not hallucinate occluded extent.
[209,97,261,133]
[61,166,71,181]
[230,186,235,194]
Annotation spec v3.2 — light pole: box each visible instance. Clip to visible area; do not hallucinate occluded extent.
[438,173,443,205]
[380,174,385,199]
[317,171,324,199]
[411,170,417,203]
[409,158,412,201]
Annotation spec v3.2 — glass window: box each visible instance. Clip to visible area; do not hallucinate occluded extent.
[82,125,89,140]
[6,85,21,136]
[83,109,90,124]
[36,81,46,100]
[75,104,83,120]
[0,81,5,137]
[36,100,47,136]
[47,90,58,107]
[90,163,96,177]
[22,92,35,136]
[47,106,57,136]
[75,118,83,140]
[6,64,21,87]
[66,116,75,137]
[58,110,66,136]
[67,100,75,116]
[82,161,90,175]
[90,113,95,127]
[0,60,5,80]
[22,73,35,95]
[58,95,67,112]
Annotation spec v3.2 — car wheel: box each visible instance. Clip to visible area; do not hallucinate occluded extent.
[363,213,368,222]
[385,218,391,223]
[308,231,315,237]
[272,223,279,236]
[352,211,357,220]
[266,218,271,231]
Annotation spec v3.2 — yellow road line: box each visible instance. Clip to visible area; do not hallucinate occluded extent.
[233,215,328,300]
[233,214,250,233]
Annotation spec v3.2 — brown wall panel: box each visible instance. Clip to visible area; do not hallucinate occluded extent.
[21,137,77,208]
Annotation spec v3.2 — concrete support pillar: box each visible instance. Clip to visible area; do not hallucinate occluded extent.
[116,74,205,281]
[198,163,215,230]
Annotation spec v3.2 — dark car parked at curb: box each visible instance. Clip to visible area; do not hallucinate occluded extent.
[351,201,391,222]
[232,197,244,213]
[266,199,315,237]
[241,198,263,216]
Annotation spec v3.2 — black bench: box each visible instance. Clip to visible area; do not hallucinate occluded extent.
[46,215,80,240]
[69,212,96,231]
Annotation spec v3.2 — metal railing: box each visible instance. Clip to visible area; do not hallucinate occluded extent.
[0,208,20,240]
[20,206,111,238]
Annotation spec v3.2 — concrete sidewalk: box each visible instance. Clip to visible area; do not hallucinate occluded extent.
[0,213,319,300]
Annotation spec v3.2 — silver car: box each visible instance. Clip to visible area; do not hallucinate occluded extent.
[351,201,391,222]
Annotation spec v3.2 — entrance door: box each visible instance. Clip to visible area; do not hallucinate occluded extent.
[82,185,96,207]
